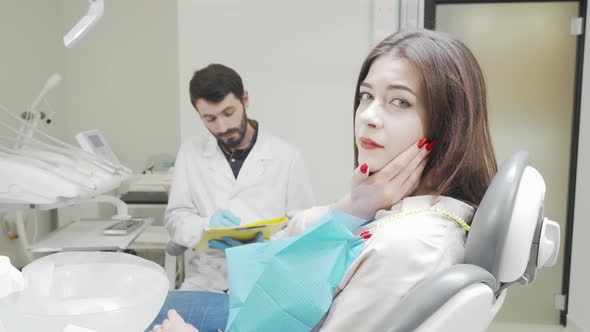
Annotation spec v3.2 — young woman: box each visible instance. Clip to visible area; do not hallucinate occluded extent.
[152,28,497,332]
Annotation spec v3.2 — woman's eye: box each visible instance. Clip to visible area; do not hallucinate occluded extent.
[391,98,411,109]
[358,92,374,102]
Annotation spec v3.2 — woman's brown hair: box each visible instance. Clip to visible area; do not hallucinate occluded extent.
[354,29,497,207]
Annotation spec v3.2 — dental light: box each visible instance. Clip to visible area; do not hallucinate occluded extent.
[63,0,104,48]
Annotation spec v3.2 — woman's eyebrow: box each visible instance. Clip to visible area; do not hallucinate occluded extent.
[386,84,416,96]
[360,82,416,96]
[360,82,372,89]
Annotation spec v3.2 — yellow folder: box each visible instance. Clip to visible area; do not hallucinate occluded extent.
[194,216,289,253]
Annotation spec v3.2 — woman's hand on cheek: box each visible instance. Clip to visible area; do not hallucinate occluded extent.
[332,139,430,220]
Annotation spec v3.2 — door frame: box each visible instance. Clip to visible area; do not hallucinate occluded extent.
[423,0,586,326]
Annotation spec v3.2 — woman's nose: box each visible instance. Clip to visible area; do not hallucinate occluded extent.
[360,101,383,129]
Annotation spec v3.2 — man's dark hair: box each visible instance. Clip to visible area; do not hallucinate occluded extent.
[189,64,244,108]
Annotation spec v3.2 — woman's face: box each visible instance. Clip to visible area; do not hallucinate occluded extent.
[355,55,427,171]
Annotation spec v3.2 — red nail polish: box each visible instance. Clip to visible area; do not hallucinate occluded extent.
[360,230,370,236]
[360,163,368,174]
[426,141,436,151]
[362,233,373,240]
[417,138,428,149]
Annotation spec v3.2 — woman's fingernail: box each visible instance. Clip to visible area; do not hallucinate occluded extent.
[426,141,437,151]
[417,138,428,149]
[360,163,368,174]
[362,233,373,240]
[360,230,370,236]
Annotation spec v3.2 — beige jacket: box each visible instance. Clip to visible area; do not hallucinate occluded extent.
[278,195,474,331]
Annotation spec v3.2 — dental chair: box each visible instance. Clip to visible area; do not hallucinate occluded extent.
[385,151,561,332]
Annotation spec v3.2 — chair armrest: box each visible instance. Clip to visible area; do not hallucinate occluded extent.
[387,264,498,332]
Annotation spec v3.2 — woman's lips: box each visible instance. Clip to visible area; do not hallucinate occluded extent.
[360,137,384,150]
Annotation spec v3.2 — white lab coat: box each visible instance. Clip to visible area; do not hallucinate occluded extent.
[165,125,314,291]
[277,195,474,331]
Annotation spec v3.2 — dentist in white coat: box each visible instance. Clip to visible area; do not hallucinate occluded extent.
[165,64,314,292]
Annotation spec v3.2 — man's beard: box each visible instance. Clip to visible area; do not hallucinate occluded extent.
[215,113,248,149]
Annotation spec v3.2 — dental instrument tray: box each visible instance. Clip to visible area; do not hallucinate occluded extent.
[104,218,145,235]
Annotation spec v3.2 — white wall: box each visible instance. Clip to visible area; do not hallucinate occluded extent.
[567,4,590,330]
[61,0,180,172]
[0,0,64,268]
[0,0,65,140]
[177,0,391,204]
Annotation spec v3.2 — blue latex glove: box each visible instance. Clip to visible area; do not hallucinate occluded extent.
[210,210,241,228]
[209,232,264,251]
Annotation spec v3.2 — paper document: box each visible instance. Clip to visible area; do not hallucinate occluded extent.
[194,216,288,252]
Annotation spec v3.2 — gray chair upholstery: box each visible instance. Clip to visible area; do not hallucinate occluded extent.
[386,264,498,331]
[384,152,554,331]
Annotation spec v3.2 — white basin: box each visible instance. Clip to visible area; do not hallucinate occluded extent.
[0,252,168,332]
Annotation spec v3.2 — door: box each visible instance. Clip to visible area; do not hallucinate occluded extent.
[425,0,581,325]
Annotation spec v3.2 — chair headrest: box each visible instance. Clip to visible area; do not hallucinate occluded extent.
[465,152,552,284]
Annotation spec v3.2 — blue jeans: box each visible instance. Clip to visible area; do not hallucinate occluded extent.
[146,291,229,332]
